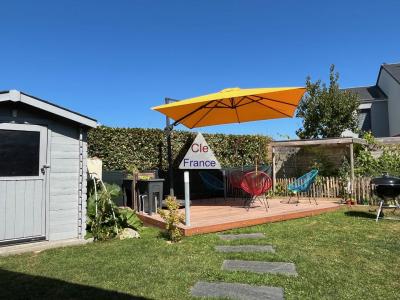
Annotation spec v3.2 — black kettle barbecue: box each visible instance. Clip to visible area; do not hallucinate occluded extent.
[371,173,400,222]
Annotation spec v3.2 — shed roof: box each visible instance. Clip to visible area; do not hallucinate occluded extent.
[0,90,97,128]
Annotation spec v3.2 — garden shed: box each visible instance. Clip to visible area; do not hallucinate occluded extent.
[0,90,97,245]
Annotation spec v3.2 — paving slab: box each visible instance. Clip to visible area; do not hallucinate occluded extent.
[218,233,265,240]
[191,281,284,300]
[222,260,298,276]
[215,245,275,253]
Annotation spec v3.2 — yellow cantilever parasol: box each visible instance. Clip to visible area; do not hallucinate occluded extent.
[152,87,305,128]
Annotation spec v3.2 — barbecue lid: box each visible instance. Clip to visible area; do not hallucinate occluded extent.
[371,173,400,185]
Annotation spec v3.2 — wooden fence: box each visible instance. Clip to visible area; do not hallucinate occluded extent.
[275,177,374,204]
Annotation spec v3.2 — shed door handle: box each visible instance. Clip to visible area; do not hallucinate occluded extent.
[41,164,50,174]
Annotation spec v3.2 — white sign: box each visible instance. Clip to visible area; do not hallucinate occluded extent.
[179,132,221,169]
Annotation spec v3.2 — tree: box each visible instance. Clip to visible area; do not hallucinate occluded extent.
[296,65,360,139]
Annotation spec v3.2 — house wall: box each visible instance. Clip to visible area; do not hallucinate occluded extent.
[370,100,389,137]
[377,69,400,136]
[0,102,87,241]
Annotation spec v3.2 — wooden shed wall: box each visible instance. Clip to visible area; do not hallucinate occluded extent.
[48,123,87,240]
[0,102,87,241]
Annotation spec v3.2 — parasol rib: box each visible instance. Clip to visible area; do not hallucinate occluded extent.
[248,95,298,107]
[172,100,215,126]
[191,101,220,128]
[235,106,241,123]
[232,97,241,123]
[253,101,292,117]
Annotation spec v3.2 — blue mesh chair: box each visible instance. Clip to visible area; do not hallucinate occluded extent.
[199,171,224,198]
[287,169,319,205]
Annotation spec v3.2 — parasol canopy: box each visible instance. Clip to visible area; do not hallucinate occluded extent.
[152,87,306,128]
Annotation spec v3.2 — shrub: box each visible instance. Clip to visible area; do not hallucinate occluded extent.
[355,132,400,177]
[158,196,184,242]
[88,126,271,171]
[267,183,287,197]
[87,183,142,241]
[118,207,143,230]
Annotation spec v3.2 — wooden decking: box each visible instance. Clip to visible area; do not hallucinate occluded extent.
[138,197,341,236]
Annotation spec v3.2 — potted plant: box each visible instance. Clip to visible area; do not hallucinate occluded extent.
[125,164,139,179]
[346,197,355,206]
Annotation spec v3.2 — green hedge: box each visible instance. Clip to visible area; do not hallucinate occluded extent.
[88,126,271,171]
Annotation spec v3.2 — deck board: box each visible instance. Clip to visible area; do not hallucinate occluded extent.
[138,198,340,236]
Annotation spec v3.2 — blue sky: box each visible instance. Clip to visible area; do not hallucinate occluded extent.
[1,0,399,139]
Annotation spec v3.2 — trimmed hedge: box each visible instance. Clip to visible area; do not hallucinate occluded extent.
[88,126,271,171]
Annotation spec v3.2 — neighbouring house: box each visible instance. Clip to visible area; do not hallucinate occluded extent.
[0,90,97,245]
[344,62,400,137]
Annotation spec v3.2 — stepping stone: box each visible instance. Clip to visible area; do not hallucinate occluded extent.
[191,281,284,300]
[215,245,275,253]
[218,233,265,240]
[222,260,298,276]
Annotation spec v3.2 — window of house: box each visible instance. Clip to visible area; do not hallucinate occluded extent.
[358,109,371,132]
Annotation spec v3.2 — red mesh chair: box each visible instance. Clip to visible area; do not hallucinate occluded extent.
[229,170,244,188]
[228,170,249,202]
[240,171,272,211]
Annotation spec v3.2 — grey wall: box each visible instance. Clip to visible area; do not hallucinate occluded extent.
[0,102,87,241]
[378,69,400,136]
[370,100,389,137]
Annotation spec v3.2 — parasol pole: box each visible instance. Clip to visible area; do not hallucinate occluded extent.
[165,97,178,196]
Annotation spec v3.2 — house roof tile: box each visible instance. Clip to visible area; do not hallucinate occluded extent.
[381,63,400,84]
[343,85,387,102]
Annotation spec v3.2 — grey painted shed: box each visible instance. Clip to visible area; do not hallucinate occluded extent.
[0,90,97,245]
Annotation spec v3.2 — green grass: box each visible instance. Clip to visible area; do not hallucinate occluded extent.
[1,208,400,299]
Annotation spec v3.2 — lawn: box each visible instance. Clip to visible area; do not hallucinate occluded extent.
[1,208,399,299]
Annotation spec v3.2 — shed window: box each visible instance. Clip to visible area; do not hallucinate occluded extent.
[0,130,40,176]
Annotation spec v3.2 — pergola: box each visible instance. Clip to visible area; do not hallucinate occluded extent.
[270,137,367,188]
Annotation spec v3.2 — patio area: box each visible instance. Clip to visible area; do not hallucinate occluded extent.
[138,197,340,236]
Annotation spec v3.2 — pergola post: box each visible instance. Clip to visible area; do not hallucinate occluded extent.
[349,142,355,182]
[272,146,276,191]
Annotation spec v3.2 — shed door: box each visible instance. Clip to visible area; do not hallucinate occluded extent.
[0,123,48,244]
